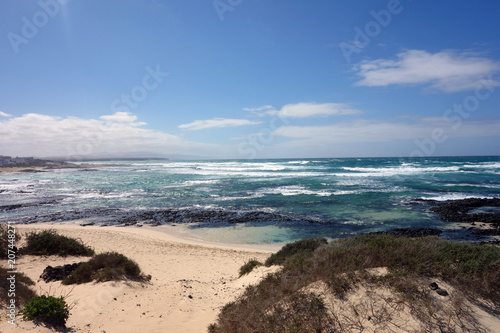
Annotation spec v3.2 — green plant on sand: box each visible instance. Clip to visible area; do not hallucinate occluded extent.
[20,295,69,327]
[20,229,94,257]
[62,251,151,284]
[239,259,263,277]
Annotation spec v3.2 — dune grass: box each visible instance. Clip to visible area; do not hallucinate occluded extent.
[264,237,328,267]
[210,235,500,333]
[62,252,151,284]
[239,259,263,277]
[20,229,94,257]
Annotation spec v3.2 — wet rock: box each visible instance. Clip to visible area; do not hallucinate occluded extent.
[0,200,59,212]
[20,169,45,173]
[414,198,500,224]
[0,204,24,211]
[80,222,95,226]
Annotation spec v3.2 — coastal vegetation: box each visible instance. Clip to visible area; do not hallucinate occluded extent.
[239,259,263,277]
[20,229,95,257]
[62,252,151,284]
[210,235,500,332]
[264,237,328,266]
[0,228,149,329]
[20,295,69,328]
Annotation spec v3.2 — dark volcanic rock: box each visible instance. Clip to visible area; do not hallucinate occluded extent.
[0,200,59,212]
[436,288,449,297]
[20,169,45,173]
[414,198,500,224]
[370,228,442,238]
[0,204,25,211]
[469,226,500,236]
[40,263,82,282]
[9,206,326,226]
[123,207,325,225]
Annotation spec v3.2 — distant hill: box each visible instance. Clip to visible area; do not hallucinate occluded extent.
[44,151,209,161]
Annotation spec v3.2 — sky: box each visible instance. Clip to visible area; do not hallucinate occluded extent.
[1,0,500,160]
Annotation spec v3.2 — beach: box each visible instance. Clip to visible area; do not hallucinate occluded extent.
[0,223,279,333]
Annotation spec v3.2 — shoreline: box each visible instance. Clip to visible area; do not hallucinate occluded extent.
[36,221,282,253]
[0,163,111,174]
[0,223,279,332]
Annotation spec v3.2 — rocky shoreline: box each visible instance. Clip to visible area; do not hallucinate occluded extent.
[2,204,325,226]
[0,162,112,174]
[414,197,500,223]
[3,197,500,244]
[410,197,500,244]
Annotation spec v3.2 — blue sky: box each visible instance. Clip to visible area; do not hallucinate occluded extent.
[1,0,500,159]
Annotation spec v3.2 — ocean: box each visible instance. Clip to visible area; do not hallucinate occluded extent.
[1,156,500,245]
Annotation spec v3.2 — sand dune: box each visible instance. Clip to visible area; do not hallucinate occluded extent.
[0,224,279,333]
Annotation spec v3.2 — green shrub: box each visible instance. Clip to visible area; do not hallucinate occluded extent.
[264,237,328,267]
[21,295,69,327]
[21,229,94,257]
[62,252,150,284]
[239,259,262,277]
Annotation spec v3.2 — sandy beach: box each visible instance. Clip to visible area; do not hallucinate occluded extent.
[0,223,280,333]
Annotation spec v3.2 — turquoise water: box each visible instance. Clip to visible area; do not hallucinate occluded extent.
[1,156,499,244]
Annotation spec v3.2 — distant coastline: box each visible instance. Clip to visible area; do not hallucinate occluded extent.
[0,155,169,173]
[0,164,106,174]
[0,155,109,174]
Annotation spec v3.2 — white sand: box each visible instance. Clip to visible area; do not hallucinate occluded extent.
[0,224,279,333]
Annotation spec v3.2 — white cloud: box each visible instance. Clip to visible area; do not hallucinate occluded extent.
[354,50,500,92]
[274,118,500,144]
[243,102,360,118]
[276,102,360,118]
[0,112,221,158]
[178,118,262,131]
[0,111,12,117]
[242,105,275,114]
[100,112,140,123]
